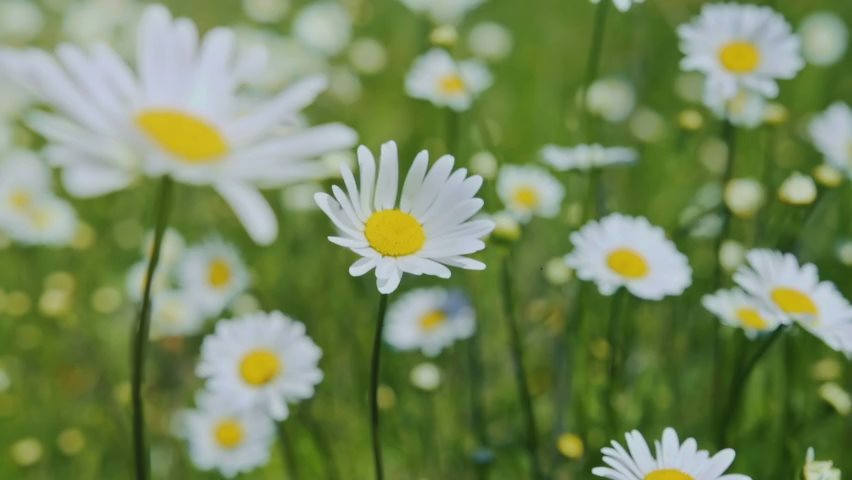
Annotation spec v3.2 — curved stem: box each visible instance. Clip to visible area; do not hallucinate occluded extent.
[131,176,174,480]
[370,294,389,480]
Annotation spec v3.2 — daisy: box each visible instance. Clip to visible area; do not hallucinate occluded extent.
[592,427,751,480]
[150,290,205,339]
[196,311,323,420]
[405,49,492,112]
[178,238,249,317]
[540,144,638,172]
[590,0,644,14]
[178,393,275,478]
[702,288,784,338]
[0,4,357,244]
[496,165,565,222]
[705,88,767,129]
[4,196,79,247]
[292,2,352,57]
[125,259,171,302]
[385,288,475,357]
[566,213,692,300]
[314,141,494,294]
[398,0,485,25]
[678,3,804,103]
[809,102,852,173]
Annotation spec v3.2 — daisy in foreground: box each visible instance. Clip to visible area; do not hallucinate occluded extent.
[592,427,751,480]
[566,213,692,300]
[385,288,475,357]
[405,49,493,112]
[314,141,494,294]
[197,311,323,420]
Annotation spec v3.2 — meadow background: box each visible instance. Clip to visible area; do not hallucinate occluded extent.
[0,0,850,478]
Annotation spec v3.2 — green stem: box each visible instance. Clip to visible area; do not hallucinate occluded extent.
[605,288,628,433]
[301,407,341,480]
[277,421,300,479]
[370,294,389,480]
[131,176,174,480]
[446,109,461,156]
[466,329,491,479]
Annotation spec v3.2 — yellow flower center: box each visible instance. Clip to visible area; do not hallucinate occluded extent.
[420,310,447,331]
[438,74,466,94]
[364,209,426,257]
[213,419,244,449]
[606,248,650,279]
[736,307,769,330]
[771,287,818,316]
[135,109,229,163]
[645,470,694,480]
[239,349,282,386]
[208,258,232,288]
[9,190,32,211]
[513,186,540,209]
[718,41,761,74]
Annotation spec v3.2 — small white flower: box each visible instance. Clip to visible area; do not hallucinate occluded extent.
[803,447,842,480]
[778,172,817,206]
[385,288,475,357]
[398,0,485,25]
[589,0,644,13]
[405,49,492,112]
[467,22,513,62]
[178,239,250,317]
[702,288,784,338]
[809,102,852,173]
[469,151,498,179]
[243,0,290,24]
[293,2,352,57]
[541,144,637,172]
[348,38,388,75]
[724,178,765,218]
[150,290,206,339]
[197,311,323,420]
[409,362,442,391]
[799,12,848,67]
[586,77,636,122]
[705,88,767,128]
[496,165,564,222]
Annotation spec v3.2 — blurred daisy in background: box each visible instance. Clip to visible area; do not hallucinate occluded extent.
[0,4,357,244]
[405,49,492,112]
[705,88,767,129]
[802,447,841,480]
[809,102,851,173]
[197,311,323,420]
[777,172,817,206]
[566,213,692,300]
[125,259,171,302]
[60,0,141,54]
[496,165,564,222]
[589,0,644,13]
[702,288,784,338]
[242,0,291,24]
[0,0,45,44]
[141,227,186,269]
[385,288,475,357]
[314,141,494,294]
[586,77,636,123]
[798,12,848,67]
[678,3,803,104]
[179,238,250,317]
[541,144,637,172]
[467,22,513,62]
[398,0,485,25]
[292,2,352,58]
[592,427,750,480]
[150,290,205,340]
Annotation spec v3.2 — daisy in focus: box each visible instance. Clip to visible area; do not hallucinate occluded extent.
[589,0,644,14]
[496,165,564,222]
[566,213,692,300]
[178,238,250,317]
[0,4,357,244]
[384,288,475,357]
[196,311,323,420]
[398,0,485,25]
[809,102,851,173]
[314,141,494,294]
[702,288,784,338]
[540,144,637,172]
[592,427,751,480]
[678,3,803,104]
[405,49,492,112]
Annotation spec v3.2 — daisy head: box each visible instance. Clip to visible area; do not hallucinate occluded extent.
[178,238,249,317]
[592,427,751,480]
[566,213,692,300]
[3,195,79,247]
[314,141,494,294]
[702,288,784,338]
[196,311,323,420]
[496,165,565,222]
[150,290,206,340]
[541,144,638,172]
[385,288,475,357]
[809,102,852,173]
[405,49,492,112]
[678,3,803,103]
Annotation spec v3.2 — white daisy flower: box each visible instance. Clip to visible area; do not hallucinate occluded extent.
[178,238,250,317]
[197,311,323,421]
[799,12,848,67]
[590,0,644,13]
[467,22,514,62]
[314,141,494,294]
[178,393,275,478]
[497,165,565,222]
[809,102,852,173]
[125,259,171,302]
[405,49,492,112]
[566,213,692,300]
[385,288,475,357]
[150,290,205,339]
[592,427,751,480]
[678,3,804,103]
[705,88,767,129]
[541,144,637,172]
[4,196,79,247]
[586,76,636,122]
[398,0,485,25]
[0,4,356,245]
[292,2,352,57]
[702,288,784,338]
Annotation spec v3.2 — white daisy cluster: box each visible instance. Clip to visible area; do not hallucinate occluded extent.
[541,144,638,172]
[385,287,476,357]
[405,49,492,112]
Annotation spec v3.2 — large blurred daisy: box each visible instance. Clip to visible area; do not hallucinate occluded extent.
[809,102,851,173]
[678,3,803,103]
[0,4,356,244]
[385,288,475,357]
[592,427,751,480]
[702,288,784,338]
[566,213,692,300]
[496,165,564,222]
[405,49,492,112]
[314,141,494,294]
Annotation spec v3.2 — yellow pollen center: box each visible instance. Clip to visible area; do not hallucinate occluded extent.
[208,258,233,288]
[420,310,447,331]
[513,186,540,209]
[644,470,694,480]
[364,209,426,257]
[136,109,229,163]
[439,74,466,94]
[239,349,282,386]
[606,248,650,279]
[771,287,818,316]
[718,41,761,74]
[213,419,244,449]
[736,307,769,330]
[9,190,32,210]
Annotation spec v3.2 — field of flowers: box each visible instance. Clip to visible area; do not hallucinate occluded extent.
[0,0,850,478]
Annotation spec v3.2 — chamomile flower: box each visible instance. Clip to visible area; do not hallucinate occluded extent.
[809,102,852,172]
[178,239,249,317]
[592,427,750,480]
[566,214,692,300]
[799,12,848,67]
[150,290,205,339]
[405,49,492,112]
[678,3,803,103]
[292,2,352,57]
[0,4,357,245]
[541,144,638,172]
[496,165,564,222]
[314,141,494,294]
[590,0,644,13]
[705,88,767,128]
[5,196,79,246]
[385,288,475,357]
[586,77,636,122]
[702,288,784,338]
[197,311,323,420]
[398,0,485,25]
[125,260,171,302]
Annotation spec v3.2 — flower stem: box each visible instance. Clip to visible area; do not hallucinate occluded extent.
[277,421,301,479]
[605,288,628,433]
[131,176,174,480]
[466,329,491,479]
[370,293,389,480]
